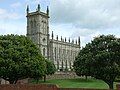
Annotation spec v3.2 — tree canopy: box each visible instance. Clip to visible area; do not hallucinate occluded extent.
[73,35,120,90]
[43,59,56,82]
[45,59,56,75]
[0,34,46,84]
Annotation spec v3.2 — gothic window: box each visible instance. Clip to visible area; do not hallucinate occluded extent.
[65,60,68,70]
[43,21,44,33]
[41,20,47,34]
[41,20,44,33]
[44,21,47,34]
[69,61,72,69]
[71,50,73,61]
[31,21,33,28]
[54,47,56,61]
[44,21,46,34]
[67,50,69,60]
[42,38,46,42]
[63,49,66,61]
[59,48,61,59]
[61,60,64,71]
[43,48,45,56]
[45,21,47,34]
[57,60,59,70]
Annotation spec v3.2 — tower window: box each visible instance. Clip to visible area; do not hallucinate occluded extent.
[31,21,33,28]
[42,38,46,42]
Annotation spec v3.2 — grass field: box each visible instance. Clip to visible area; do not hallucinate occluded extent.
[31,78,118,89]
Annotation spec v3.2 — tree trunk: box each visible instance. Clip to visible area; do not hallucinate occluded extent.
[85,76,87,80]
[9,80,14,84]
[109,82,113,90]
[0,78,2,84]
[43,75,46,82]
[107,81,114,90]
[14,79,18,84]
[36,78,39,84]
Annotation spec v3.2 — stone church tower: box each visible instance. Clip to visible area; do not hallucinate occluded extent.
[26,4,49,58]
[26,4,80,71]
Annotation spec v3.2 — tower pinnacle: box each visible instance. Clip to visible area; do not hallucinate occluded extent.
[26,5,29,14]
[46,6,49,15]
[52,31,54,39]
[38,4,40,12]
[69,38,70,42]
[61,36,62,41]
[65,37,66,42]
[78,37,80,46]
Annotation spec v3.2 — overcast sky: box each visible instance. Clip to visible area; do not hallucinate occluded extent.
[0,0,120,46]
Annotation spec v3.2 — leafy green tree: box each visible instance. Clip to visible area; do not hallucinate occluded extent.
[0,34,46,84]
[74,35,120,90]
[43,59,56,82]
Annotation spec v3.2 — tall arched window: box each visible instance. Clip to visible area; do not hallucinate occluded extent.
[54,47,56,60]
[43,48,45,56]
[59,48,61,59]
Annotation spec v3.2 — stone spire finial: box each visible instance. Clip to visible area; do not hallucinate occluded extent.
[69,38,70,43]
[65,37,66,42]
[61,36,62,41]
[56,35,58,40]
[76,39,77,44]
[78,36,80,45]
[46,6,49,15]
[26,5,29,14]
[38,4,40,12]
[52,31,54,39]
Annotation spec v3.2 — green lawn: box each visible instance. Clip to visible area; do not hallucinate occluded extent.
[31,78,118,89]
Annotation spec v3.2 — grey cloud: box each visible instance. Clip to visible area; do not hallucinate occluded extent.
[70,28,96,38]
[50,0,120,29]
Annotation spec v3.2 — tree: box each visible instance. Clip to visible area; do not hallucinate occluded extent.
[73,35,120,90]
[43,59,56,82]
[0,34,46,84]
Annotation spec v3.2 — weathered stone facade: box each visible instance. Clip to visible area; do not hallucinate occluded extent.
[26,4,80,71]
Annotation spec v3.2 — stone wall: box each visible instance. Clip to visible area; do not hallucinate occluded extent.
[0,84,58,90]
[0,78,29,84]
[0,78,9,84]
[116,84,120,90]
[0,84,119,90]
[46,71,79,80]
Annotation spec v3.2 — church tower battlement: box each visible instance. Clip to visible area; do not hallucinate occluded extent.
[50,31,80,46]
[26,4,80,71]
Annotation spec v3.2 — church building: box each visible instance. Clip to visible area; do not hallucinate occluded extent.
[26,4,80,71]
